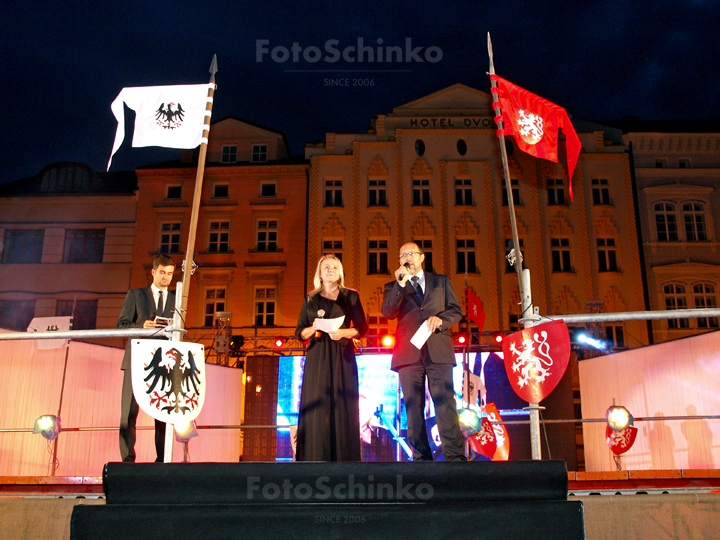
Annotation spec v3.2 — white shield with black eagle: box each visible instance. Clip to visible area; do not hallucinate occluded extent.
[131,340,206,424]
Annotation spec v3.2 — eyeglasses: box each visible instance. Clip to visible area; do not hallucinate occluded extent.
[399,252,420,259]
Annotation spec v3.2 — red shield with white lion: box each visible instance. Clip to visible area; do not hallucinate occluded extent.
[131,340,206,423]
[501,319,570,404]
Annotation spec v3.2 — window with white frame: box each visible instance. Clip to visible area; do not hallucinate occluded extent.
[597,238,619,272]
[368,179,387,206]
[208,221,230,253]
[456,238,478,274]
[324,180,343,207]
[693,283,719,328]
[159,222,181,254]
[368,239,388,275]
[221,146,237,163]
[683,202,708,241]
[322,240,343,262]
[591,178,611,205]
[654,202,679,241]
[605,325,625,348]
[412,179,431,206]
[204,288,226,327]
[254,287,276,326]
[547,178,566,206]
[251,144,268,163]
[256,220,278,252]
[551,238,572,272]
[664,283,689,329]
[454,178,473,206]
[654,201,710,242]
[368,314,389,337]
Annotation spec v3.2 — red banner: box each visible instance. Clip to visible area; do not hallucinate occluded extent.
[502,319,570,404]
[606,425,638,456]
[490,75,581,200]
[468,417,497,458]
[465,288,485,331]
[482,403,510,461]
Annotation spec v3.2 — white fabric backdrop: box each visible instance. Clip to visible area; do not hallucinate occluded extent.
[580,330,720,471]
[0,337,243,477]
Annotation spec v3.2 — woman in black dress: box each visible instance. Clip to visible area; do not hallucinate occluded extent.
[295,255,368,461]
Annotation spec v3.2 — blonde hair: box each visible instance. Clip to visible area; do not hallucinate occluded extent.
[309,254,345,297]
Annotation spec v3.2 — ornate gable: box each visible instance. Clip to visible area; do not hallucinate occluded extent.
[367,213,391,237]
[322,213,346,238]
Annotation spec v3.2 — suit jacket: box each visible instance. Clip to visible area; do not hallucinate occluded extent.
[381,272,462,372]
[117,286,176,370]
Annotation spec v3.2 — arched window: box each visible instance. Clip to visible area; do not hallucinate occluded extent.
[415,139,425,156]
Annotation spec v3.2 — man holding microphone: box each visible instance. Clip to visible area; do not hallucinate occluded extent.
[381,242,466,461]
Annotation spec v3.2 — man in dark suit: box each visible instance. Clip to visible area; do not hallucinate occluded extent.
[117,254,176,462]
[381,242,466,461]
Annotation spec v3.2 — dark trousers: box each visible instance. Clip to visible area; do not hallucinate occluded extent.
[119,368,166,462]
[398,354,466,461]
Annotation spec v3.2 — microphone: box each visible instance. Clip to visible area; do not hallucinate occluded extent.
[315,309,326,339]
[398,262,410,281]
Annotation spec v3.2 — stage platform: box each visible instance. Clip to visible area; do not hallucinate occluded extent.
[2,467,720,540]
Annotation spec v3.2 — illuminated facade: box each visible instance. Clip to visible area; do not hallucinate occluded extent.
[0,161,137,343]
[619,118,720,343]
[305,84,649,349]
[131,117,309,352]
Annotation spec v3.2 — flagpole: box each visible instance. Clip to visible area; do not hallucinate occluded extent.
[177,55,218,324]
[487,33,543,460]
[165,55,217,463]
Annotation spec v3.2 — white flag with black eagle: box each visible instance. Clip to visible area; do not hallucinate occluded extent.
[107,83,212,170]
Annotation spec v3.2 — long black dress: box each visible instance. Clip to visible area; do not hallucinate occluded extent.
[295,288,368,461]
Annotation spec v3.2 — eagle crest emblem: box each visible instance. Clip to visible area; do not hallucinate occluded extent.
[131,341,206,424]
[155,102,185,130]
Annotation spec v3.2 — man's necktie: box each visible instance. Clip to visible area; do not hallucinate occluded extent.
[157,291,164,315]
[411,276,424,303]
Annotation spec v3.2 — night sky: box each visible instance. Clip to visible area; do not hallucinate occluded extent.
[2,1,718,184]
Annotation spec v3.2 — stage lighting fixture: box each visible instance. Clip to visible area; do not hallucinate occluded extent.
[381,334,395,348]
[173,421,198,443]
[273,337,285,348]
[457,408,480,438]
[493,332,504,344]
[454,333,469,345]
[578,333,607,350]
[33,415,61,441]
[229,335,245,357]
[606,404,634,432]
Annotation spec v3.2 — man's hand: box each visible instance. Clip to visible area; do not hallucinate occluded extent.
[142,320,161,329]
[394,265,410,286]
[427,315,443,333]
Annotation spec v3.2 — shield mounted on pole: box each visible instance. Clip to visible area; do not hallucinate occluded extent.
[502,319,570,404]
[131,340,206,424]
